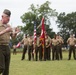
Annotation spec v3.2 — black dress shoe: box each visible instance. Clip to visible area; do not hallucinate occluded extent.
[68,59,70,60]
[21,59,24,60]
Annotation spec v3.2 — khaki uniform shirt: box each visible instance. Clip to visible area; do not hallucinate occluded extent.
[28,38,33,46]
[52,38,58,46]
[36,37,42,47]
[0,22,10,45]
[45,37,51,46]
[67,37,76,46]
[21,38,28,46]
[57,38,63,45]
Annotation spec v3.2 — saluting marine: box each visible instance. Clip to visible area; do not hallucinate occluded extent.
[0,9,20,75]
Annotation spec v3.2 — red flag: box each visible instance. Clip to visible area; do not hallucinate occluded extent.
[16,42,21,48]
[40,17,45,50]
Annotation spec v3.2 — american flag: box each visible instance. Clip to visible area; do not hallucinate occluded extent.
[16,42,21,48]
[33,21,37,44]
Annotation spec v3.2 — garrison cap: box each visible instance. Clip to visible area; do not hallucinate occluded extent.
[57,32,60,36]
[25,34,27,36]
[3,9,11,17]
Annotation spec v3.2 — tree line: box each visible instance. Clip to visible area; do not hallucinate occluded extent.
[11,1,76,46]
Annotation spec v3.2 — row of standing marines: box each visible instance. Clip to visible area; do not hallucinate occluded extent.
[14,32,76,61]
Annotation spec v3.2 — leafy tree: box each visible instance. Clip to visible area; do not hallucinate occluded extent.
[57,12,76,45]
[21,1,57,37]
[10,26,24,47]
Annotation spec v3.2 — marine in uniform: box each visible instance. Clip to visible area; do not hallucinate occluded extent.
[13,45,17,55]
[0,9,20,75]
[45,34,51,60]
[28,35,34,61]
[35,33,43,61]
[51,34,59,60]
[67,34,76,60]
[21,34,28,60]
[56,34,64,60]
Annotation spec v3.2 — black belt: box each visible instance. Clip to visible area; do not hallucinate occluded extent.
[0,44,8,46]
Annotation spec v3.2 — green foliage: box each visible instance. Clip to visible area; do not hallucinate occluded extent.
[21,1,57,36]
[57,12,76,44]
[11,32,23,46]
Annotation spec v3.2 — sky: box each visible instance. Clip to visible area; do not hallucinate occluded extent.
[0,0,76,32]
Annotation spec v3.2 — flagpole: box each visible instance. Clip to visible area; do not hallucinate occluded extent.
[43,17,46,61]
[40,17,46,60]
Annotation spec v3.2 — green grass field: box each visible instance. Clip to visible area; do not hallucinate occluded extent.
[10,50,76,75]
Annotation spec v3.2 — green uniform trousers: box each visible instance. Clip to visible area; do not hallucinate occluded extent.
[45,46,51,60]
[0,45,10,75]
[21,45,27,60]
[52,45,59,60]
[57,45,63,60]
[35,45,43,61]
[28,45,34,60]
[68,45,75,60]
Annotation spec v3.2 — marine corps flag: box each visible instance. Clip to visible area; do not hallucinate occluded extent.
[40,17,45,57]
